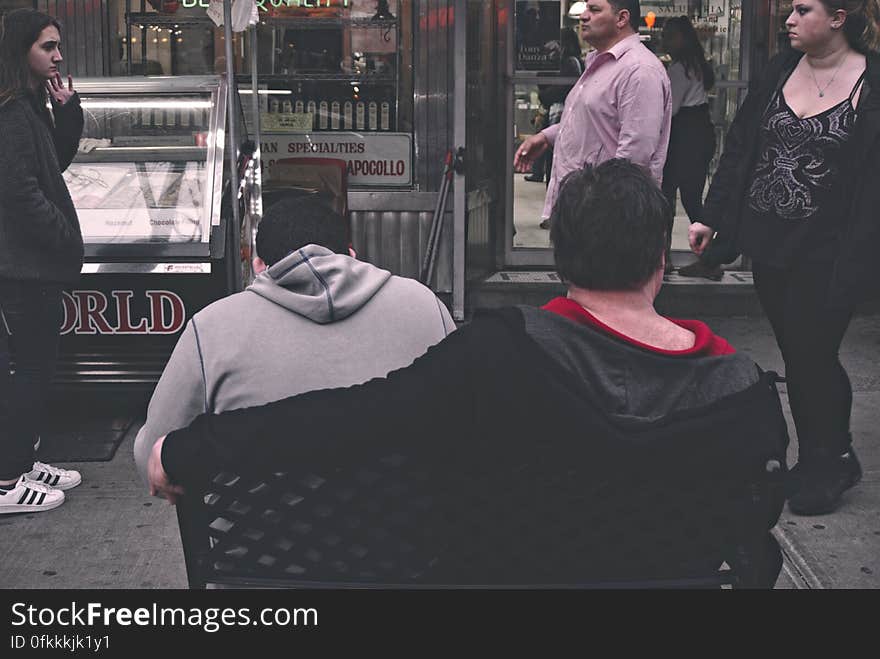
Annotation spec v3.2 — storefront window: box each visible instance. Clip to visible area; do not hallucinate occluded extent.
[644,2,742,81]
[70,1,412,189]
[107,1,240,76]
[242,1,411,190]
[770,0,794,57]
[511,1,582,247]
[510,0,746,253]
[250,0,401,134]
[515,1,564,72]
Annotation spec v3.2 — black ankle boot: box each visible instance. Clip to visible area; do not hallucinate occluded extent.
[788,448,862,516]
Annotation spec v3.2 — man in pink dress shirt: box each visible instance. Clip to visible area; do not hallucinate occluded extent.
[514,0,671,229]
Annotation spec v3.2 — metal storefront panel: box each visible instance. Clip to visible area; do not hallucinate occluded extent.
[350,209,452,292]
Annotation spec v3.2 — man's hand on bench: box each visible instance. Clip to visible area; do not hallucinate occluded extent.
[148,436,185,505]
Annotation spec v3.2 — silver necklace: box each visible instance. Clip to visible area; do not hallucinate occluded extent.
[806,52,849,98]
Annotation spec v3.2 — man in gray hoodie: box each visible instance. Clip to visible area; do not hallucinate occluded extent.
[134,197,455,487]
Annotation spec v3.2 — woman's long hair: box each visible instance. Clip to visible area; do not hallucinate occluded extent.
[0,9,61,107]
[819,0,880,53]
[665,16,715,91]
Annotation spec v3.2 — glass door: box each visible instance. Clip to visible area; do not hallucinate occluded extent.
[505,0,579,266]
[502,0,751,267]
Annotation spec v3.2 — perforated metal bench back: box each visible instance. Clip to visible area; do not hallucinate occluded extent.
[177,435,782,588]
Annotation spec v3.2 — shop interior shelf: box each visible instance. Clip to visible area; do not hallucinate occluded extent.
[256,17,398,30]
[127,13,214,27]
[127,14,398,30]
[242,73,396,83]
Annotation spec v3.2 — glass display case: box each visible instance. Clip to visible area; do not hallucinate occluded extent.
[66,77,227,255]
[55,76,250,387]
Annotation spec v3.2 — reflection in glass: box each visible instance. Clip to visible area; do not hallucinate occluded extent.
[515,1,563,71]
[65,162,206,244]
[513,84,552,248]
[67,94,216,244]
[641,2,743,253]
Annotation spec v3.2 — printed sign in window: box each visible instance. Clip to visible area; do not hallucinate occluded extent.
[261,132,412,186]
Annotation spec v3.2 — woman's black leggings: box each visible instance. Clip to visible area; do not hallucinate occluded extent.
[752,260,854,462]
[661,104,715,246]
[662,176,707,232]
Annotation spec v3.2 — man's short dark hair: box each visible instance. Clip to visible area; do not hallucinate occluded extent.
[549,159,670,291]
[608,0,641,31]
[256,196,350,266]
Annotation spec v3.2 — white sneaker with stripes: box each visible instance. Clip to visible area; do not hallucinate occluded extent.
[26,462,82,491]
[0,477,65,514]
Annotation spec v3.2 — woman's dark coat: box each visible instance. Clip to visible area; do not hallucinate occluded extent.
[0,91,84,284]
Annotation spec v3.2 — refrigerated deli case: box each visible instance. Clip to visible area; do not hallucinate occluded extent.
[57,76,250,388]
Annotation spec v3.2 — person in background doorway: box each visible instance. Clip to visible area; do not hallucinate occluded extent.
[0,9,84,514]
[532,28,586,230]
[661,16,720,279]
[690,0,880,514]
[514,0,671,232]
[524,103,549,182]
[527,29,584,187]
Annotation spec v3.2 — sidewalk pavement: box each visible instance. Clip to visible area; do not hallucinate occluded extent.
[0,315,877,589]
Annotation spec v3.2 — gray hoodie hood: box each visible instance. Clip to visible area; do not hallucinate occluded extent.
[247,244,392,323]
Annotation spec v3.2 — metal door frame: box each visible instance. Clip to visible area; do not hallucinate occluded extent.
[452,0,467,320]
[501,0,556,268]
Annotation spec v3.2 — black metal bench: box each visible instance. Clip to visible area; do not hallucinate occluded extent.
[175,395,787,589]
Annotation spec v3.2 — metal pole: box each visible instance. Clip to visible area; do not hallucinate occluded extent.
[140,0,147,72]
[249,23,262,268]
[224,0,242,293]
[421,151,451,283]
[251,23,261,215]
[452,0,467,321]
[426,166,452,286]
[125,0,132,74]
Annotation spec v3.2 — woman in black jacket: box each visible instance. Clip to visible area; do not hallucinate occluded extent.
[689,0,880,515]
[0,9,84,514]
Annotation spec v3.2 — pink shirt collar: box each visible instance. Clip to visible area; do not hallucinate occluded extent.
[587,33,642,66]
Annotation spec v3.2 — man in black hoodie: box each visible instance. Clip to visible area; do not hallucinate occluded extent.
[0,10,84,514]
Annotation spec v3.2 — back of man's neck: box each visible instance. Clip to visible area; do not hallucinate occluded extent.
[567,285,656,320]
[566,284,696,351]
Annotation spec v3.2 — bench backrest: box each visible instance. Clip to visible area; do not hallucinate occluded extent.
[176,378,787,589]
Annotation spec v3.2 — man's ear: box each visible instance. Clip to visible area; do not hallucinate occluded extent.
[618,9,630,30]
[252,256,267,274]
